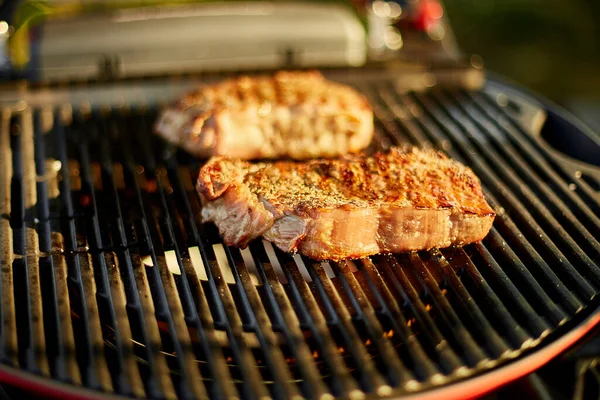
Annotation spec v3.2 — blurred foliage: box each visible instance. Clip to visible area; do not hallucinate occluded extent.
[443,0,600,104]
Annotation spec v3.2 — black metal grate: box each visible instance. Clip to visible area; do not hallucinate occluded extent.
[1,76,600,399]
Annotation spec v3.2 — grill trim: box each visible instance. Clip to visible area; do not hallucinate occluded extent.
[0,74,599,399]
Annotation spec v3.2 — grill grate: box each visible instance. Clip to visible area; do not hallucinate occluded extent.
[0,76,599,399]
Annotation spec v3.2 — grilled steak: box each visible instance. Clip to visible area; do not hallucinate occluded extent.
[154,71,373,159]
[197,147,495,260]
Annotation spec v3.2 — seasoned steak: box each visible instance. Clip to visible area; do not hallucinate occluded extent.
[154,71,373,160]
[197,147,495,261]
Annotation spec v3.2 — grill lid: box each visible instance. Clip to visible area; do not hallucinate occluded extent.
[0,71,599,399]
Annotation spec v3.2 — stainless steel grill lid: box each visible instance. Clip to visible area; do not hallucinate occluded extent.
[0,71,599,399]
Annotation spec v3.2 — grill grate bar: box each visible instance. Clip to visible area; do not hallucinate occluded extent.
[275,249,364,397]
[9,116,25,255]
[402,254,489,366]
[478,90,600,209]
[424,249,511,358]
[76,115,142,395]
[359,258,441,381]
[377,255,465,373]
[0,109,18,368]
[382,88,572,326]
[469,239,553,334]
[57,117,114,391]
[19,232,50,374]
[98,116,180,397]
[155,142,243,399]
[441,247,533,347]
[417,92,600,279]
[408,92,594,309]
[52,111,76,222]
[13,109,50,377]
[194,237,271,399]
[101,116,177,398]
[149,145,242,400]
[32,110,70,383]
[49,252,82,384]
[431,91,595,306]
[303,257,391,395]
[463,91,600,234]
[131,115,209,398]
[116,117,196,399]
[220,243,305,399]
[74,252,115,391]
[17,110,36,221]
[0,109,11,217]
[235,241,334,398]
[32,112,50,228]
[370,87,557,333]
[435,90,600,264]
[329,260,417,386]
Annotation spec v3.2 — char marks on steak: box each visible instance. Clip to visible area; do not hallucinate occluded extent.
[154,71,374,160]
[197,147,495,261]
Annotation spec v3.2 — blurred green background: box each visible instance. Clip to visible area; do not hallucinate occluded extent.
[443,0,600,129]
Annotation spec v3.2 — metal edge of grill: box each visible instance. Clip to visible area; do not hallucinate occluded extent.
[0,71,599,400]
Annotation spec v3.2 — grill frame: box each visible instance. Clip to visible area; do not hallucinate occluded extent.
[0,71,599,399]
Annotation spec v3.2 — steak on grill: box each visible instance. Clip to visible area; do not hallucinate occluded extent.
[197,147,495,260]
[154,71,374,159]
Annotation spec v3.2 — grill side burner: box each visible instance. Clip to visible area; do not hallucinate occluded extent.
[0,74,599,399]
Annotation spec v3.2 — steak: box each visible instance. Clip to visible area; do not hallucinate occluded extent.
[197,147,495,261]
[154,71,374,160]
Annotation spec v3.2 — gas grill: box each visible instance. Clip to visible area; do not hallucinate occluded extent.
[1,1,600,399]
[0,68,599,399]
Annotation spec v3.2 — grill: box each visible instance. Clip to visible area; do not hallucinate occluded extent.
[1,70,599,399]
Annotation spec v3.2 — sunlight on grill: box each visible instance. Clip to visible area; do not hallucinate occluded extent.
[0,77,598,399]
